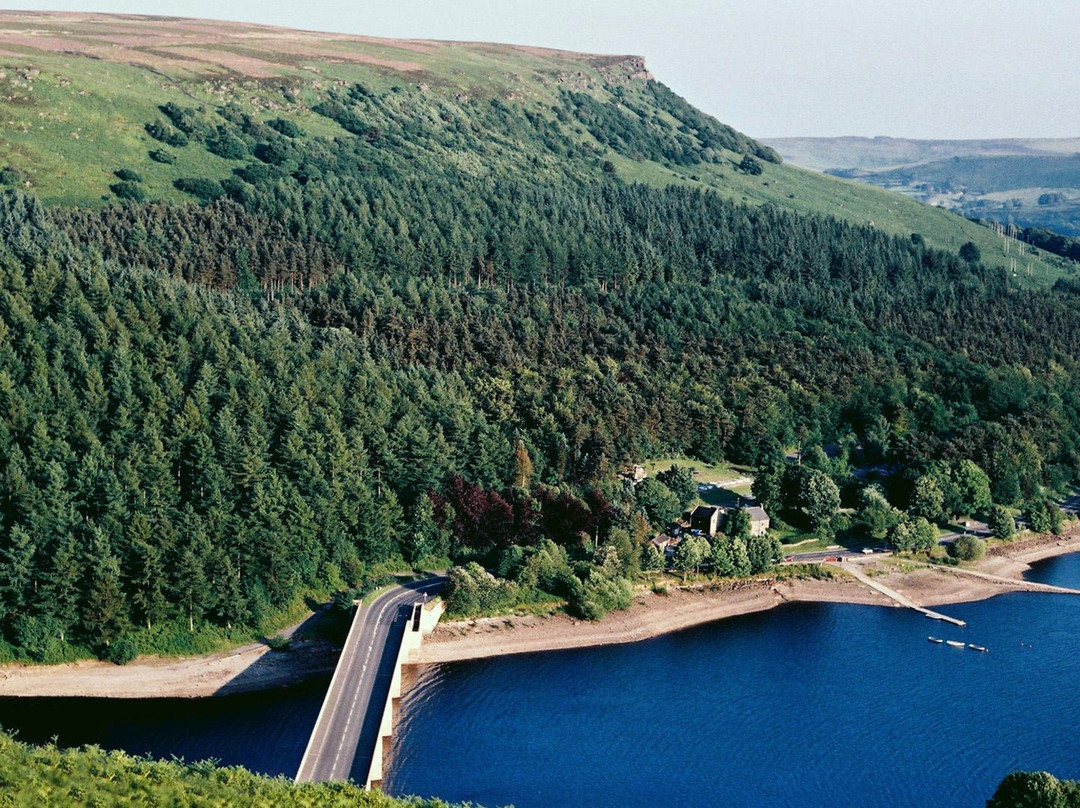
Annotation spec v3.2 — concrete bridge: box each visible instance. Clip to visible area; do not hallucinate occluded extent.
[295,577,444,787]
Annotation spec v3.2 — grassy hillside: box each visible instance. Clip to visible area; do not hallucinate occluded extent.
[0,730,459,807]
[0,11,1064,285]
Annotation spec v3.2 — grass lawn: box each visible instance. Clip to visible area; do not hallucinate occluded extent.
[643,457,750,483]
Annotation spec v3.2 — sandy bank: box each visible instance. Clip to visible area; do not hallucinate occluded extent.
[1,529,1076,698]
[0,620,341,699]
[416,527,1080,665]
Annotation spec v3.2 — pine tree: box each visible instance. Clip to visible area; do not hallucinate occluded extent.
[0,524,34,618]
[81,528,129,651]
[128,520,168,631]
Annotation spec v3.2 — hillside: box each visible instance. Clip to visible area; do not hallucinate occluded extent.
[0,730,459,807]
[768,135,1080,237]
[0,11,1079,671]
[0,11,1066,285]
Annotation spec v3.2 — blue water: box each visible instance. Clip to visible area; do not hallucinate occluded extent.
[1,553,1078,806]
[0,677,328,778]
[384,554,1080,808]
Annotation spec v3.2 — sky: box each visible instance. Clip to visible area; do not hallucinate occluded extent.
[7,0,1080,140]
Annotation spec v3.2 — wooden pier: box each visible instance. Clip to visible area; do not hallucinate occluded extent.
[835,562,967,627]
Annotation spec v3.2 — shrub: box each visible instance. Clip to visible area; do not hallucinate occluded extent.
[988,505,1015,540]
[145,120,188,147]
[267,118,305,138]
[114,168,142,182]
[266,634,291,652]
[109,181,145,202]
[103,636,138,665]
[950,534,986,561]
[206,125,248,160]
[148,148,175,164]
[173,177,224,202]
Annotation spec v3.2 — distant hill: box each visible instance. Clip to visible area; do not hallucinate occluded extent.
[767,135,1080,236]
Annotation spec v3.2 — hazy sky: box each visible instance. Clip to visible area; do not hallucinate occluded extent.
[8,0,1080,139]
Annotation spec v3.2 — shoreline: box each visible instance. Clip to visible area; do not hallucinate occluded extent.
[414,529,1080,665]
[0,530,1077,698]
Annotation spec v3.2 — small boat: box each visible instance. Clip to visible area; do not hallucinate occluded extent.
[968,644,988,653]
[928,637,944,644]
[946,640,965,648]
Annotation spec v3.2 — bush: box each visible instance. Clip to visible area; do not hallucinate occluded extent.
[148,148,175,164]
[109,181,145,202]
[950,534,986,561]
[988,505,1015,540]
[173,177,224,202]
[267,118,305,138]
[266,634,291,652]
[114,168,142,182]
[737,155,763,175]
[145,120,188,148]
[103,636,138,665]
[206,125,248,160]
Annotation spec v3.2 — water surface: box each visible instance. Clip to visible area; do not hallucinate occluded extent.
[385,560,1080,808]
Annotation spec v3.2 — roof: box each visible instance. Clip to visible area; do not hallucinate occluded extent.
[747,506,769,522]
[691,505,722,519]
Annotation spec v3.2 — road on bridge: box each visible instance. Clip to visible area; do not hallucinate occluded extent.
[296,576,444,784]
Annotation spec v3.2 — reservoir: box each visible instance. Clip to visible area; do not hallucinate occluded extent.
[1,552,1079,806]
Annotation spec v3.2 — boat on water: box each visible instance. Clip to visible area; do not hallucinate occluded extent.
[946,640,966,648]
[968,644,988,653]
[928,637,944,644]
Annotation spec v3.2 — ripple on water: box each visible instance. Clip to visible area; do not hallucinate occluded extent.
[385,595,1080,808]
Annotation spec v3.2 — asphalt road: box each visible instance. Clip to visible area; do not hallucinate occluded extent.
[295,576,444,784]
[783,549,878,563]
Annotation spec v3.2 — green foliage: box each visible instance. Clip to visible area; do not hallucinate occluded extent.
[988,771,1080,808]
[144,120,188,148]
[109,181,145,202]
[173,177,224,202]
[738,155,763,175]
[0,30,1074,663]
[635,478,682,528]
[265,634,291,652]
[267,117,305,138]
[950,534,986,561]
[725,507,752,543]
[656,464,697,508]
[857,485,902,539]
[443,563,521,616]
[801,469,840,532]
[887,516,938,552]
[148,148,175,164]
[114,168,142,183]
[988,505,1016,540]
[0,730,461,807]
[1026,497,1065,535]
[954,459,993,515]
[959,241,982,263]
[672,534,710,574]
[909,475,945,522]
[205,125,248,160]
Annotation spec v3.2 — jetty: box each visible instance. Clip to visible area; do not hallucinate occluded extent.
[834,561,967,627]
